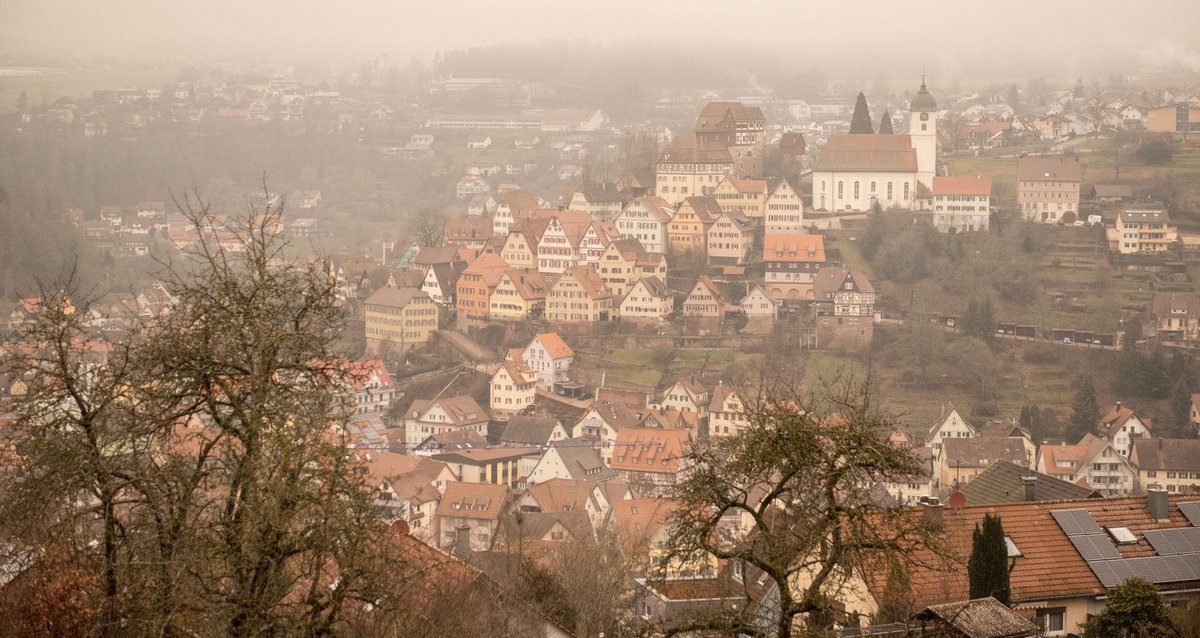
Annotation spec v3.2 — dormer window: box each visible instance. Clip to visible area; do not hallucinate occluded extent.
[1004,536,1022,558]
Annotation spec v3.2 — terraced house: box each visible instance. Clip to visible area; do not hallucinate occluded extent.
[489,268,548,320]
[545,264,613,323]
[615,195,674,253]
[455,252,510,319]
[712,176,768,218]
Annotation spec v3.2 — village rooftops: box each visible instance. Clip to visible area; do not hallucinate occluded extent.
[364,286,426,308]
[435,481,509,521]
[1132,438,1200,474]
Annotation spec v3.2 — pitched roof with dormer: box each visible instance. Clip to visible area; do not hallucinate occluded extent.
[761,233,825,263]
[435,481,509,521]
[610,427,690,475]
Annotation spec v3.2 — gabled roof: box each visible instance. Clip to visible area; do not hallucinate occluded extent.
[687,275,729,306]
[435,481,509,521]
[364,286,429,309]
[694,101,765,131]
[958,460,1100,506]
[942,437,1029,470]
[408,394,489,426]
[460,252,510,288]
[929,407,976,440]
[812,266,874,301]
[610,427,690,475]
[1016,156,1081,182]
[526,478,598,514]
[933,175,992,197]
[531,332,574,359]
[499,268,547,300]
[862,495,1200,609]
[677,196,723,223]
[626,276,671,300]
[813,134,917,172]
[761,234,825,263]
[657,136,732,164]
[1132,438,1200,473]
[442,218,493,243]
[413,428,488,452]
[557,265,612,301]
[1153,293,1200,318]
[497,189,541,213]
[412,245,463,267]
[622,196,675,223]
[611,498,682,543]
[579,402,643,431]
[913,597,1038,638]
[549,443,618,481]
[499,416,563,446]
[1097,403,1149,439]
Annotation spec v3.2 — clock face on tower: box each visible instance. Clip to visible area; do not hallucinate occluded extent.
[920,112,929,121]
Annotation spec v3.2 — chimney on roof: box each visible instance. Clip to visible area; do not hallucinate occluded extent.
[454,525,472,557]
[921,498,943,527]
[1148,487,1169,522]
[1021,476,1037,502]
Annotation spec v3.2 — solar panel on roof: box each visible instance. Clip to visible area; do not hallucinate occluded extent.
[1144,527,1200,556]
[1071,534,1122,562]
[1179,501,1200,526]
[1052,509,1104,536]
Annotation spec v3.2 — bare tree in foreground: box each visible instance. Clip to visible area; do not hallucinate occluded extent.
[658,377,942,638]
[1,191,399,636]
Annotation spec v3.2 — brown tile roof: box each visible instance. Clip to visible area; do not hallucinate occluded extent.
[1097,403,1149,438]
[435,481,509,521]
[1016,155,1082,182]
[611,498,682,543]
[865,495,1200,609]
[813,134,918,172]
[442,218,493,243]
[657,136,732,164]
[364,286,429,309]
[1153,293,1200,319]
[412,245,462,266]
[762,233,825,263]
[914,597,1038,638]
[933,175,992,196]
[678,196,723,223]
[625,196,675,223]
[942,437,1030,470]
[499,416,563,446]
[730,178,768,194]
[610,427,690,475]
[958,460,1099,506]
[560,265,613,301]
[431,447,541,465]
[461,252,510,288]
[811,266,875,300]
[501,268,547,300]
[525,478,596,513]
[408,394,489,426]
[534,332,574,359]
[694,101,765,131]
[498,189,541,213]
[1132,438,1200,473]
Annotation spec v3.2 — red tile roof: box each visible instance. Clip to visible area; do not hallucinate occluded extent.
[762,233,825,263]
[933,175,992,196]
[534,332,574,359]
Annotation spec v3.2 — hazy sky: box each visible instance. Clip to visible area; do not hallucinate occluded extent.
[2,0,1199,79]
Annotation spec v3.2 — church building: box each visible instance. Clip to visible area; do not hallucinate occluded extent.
[811,81,938,213]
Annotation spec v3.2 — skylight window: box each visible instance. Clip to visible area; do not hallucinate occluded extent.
[1004,536,1022,559]
[1107,526,1137,545]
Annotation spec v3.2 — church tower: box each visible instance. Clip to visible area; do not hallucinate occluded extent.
[909,78,938,192]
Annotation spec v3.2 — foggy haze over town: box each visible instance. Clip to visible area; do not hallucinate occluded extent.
[4,2,1200,637]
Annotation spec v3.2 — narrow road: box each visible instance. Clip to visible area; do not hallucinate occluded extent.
[437,329,495,361]
[875,318,1118,351]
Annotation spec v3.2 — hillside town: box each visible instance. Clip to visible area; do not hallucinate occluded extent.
[5,15,1200,637]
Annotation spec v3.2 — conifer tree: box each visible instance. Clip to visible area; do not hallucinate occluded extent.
[850,92,874,134]
[1067,376,1098,443]
[968,513,1011,605]
[878,109,894,134]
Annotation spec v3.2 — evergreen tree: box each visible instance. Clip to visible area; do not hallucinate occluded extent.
[1138,348,1170,399]
[1074,78,1085,98]
[1067,376,1098,443]
[850,92,874,134]
[968,513,1011,605]
[1082,577,1179,638]
[860,210,886,260]
[1164,377,1197,439]
[961,298,980,337]
[1007,85,1020,112]
[878,109,894,134]
[978,297,997,341]
[875,559,914,624]
[1029,405,1044,445]
[1019,406,1032,432]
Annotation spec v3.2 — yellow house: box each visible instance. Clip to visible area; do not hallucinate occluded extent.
[546,265,613,322]
[363,287,440,355]
[597,238,668,299]
[712,176,768,218]
[499,227,538,269]
[668,196,722,255]
[489,268,548,320]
